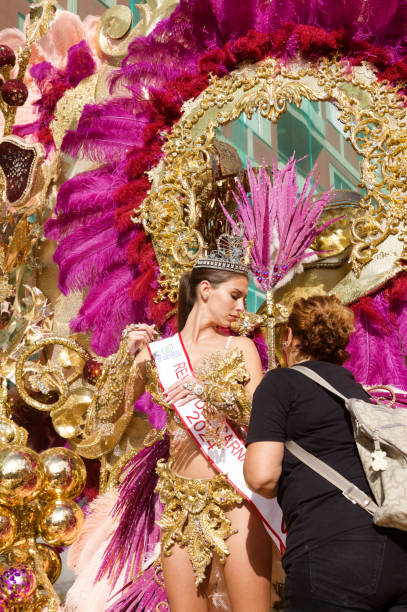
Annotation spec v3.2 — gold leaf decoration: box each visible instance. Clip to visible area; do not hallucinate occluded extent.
[138,57,407,300]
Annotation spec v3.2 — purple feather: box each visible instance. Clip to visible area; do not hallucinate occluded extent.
[97,436,169,586]
[14,41,95,151]
[61,100,149,162]
[135,393,167,430]
[70,265,147,356]
[346,291,407,390]
[223,157,337,292]
[253,334,268,371]
[106,563,168,612]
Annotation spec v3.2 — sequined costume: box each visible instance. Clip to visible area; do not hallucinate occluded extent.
[144,340,252,584]
[64,338,254,611]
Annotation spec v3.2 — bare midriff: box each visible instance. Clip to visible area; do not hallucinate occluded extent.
[167,416,218,479]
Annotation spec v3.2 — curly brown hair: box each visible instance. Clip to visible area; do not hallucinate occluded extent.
[288,294,355,364]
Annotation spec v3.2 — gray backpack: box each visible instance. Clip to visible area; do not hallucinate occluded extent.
[286,365,407,531]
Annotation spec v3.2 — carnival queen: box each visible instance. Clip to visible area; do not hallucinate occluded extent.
[65,229,283,612]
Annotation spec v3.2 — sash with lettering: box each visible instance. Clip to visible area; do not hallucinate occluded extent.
[148,333,286,552]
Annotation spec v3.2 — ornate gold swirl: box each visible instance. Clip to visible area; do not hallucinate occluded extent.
[97,1,180,66]
[138,57,407,299]
[97,6,134,65]
[15,337,90,412]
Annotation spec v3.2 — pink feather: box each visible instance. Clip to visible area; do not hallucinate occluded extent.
[222,156,338,291]
[65,491,122,612]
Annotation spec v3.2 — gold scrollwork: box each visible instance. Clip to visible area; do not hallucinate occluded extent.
[97,1,180,66]
[15,336,90,412]
[138,57,407,300]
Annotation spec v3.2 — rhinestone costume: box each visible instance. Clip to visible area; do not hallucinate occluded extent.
[145,347,251,584]
[156,459,242,585]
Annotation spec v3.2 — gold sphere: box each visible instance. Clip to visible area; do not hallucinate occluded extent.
[0,447,44,506]
[38,499,84,547]
[0,542,29,566]
[36,544,62,584]
[0,419,21,445]
[0,506,17,552]
[0,564,37,604]
[40,447,86,499]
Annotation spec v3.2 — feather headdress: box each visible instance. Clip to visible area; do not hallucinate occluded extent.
[222,155,338,367]
[222,155,338,293]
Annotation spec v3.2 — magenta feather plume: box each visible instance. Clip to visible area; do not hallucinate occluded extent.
[134,393,167,429]
[14,41,96,152]
[106,562,168,612]
[97,436,169,586]
[61,100,149,162]
[222,156,337,292]
[70,265,149,357]
[346,292,407,389]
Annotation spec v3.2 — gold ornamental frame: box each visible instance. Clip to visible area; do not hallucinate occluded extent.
[137,56,407,302]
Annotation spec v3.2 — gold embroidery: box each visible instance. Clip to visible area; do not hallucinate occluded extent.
[145,361,174,413]
[195,348,251,428]
[155,459,242,585]
[146,348,251,427]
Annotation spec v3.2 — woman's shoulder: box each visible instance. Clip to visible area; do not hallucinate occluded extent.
[228,335,263,365]
[229,335,257,351]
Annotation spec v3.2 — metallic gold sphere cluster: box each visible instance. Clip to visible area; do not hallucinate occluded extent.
[0,446,86,610]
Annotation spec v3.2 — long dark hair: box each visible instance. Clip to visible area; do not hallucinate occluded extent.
[177,268,247,331]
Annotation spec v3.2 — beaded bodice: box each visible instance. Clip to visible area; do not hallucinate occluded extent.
[145,347,251,429]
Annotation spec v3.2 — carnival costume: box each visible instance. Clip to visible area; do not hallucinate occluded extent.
[65,229,284,612]
[147,340,248,585]
[64,158,345,612]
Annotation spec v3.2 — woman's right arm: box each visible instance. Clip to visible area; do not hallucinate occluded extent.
[123,324,158,403]
[243,371,290,497]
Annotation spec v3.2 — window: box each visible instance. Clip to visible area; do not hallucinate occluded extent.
[66,0,78,11]
[231,118,247,161]
[243,112,270,142]
[330,164,355,191]
[326,103,345,135]
[247,278,265,313]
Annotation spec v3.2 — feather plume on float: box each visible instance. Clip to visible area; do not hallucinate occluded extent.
[222,156,338,367]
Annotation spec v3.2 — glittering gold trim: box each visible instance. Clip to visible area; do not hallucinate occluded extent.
[156,459,242,585]
[137,57,407,301]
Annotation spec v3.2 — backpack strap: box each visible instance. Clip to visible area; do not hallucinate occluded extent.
[285,440,378,515]
[291,364,349,402]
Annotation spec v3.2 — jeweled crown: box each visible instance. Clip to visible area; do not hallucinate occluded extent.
[193,223,250,275]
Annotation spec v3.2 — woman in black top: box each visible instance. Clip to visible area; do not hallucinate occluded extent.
[244,295,407,612]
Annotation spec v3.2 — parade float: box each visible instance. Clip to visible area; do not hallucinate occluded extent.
[1,0,407,608]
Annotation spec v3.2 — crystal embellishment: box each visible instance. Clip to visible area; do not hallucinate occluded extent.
[194,223,249,275]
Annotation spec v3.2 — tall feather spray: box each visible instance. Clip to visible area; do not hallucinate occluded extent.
[223,156,337,292]
[222,156,338,366]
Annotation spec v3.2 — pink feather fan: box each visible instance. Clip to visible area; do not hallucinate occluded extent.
[222,155,339,292]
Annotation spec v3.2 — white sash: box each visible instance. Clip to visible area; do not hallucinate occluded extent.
[148,333,286,552]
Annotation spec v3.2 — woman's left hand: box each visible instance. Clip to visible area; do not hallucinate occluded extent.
[164,376,203,407]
